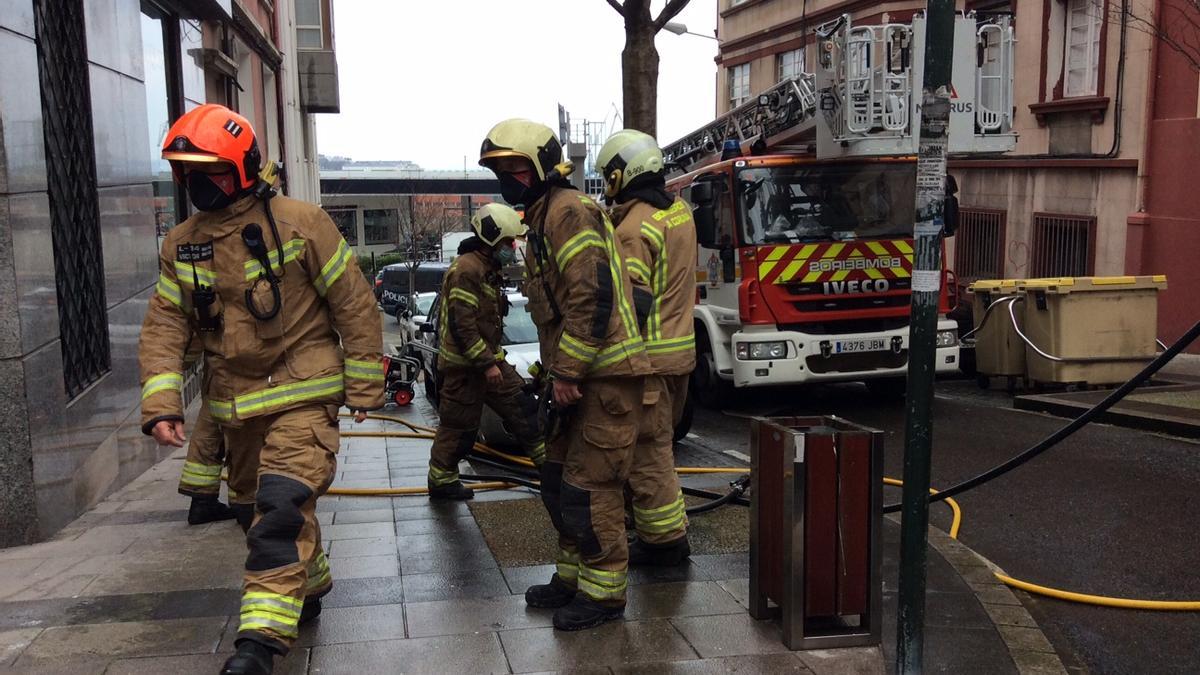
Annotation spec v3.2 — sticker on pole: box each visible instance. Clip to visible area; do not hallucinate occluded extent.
[912,270,941,293]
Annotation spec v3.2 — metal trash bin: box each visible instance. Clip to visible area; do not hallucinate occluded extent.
[1018,275,1168,386]
[748,416,883,650]
[969,279,1027,385]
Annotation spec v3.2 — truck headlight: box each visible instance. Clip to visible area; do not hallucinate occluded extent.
[936,330,959,348]
[736,341,788,360]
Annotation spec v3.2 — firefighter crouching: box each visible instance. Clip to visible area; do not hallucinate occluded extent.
[138,104,382,675]
[480,119,650,631]
[597,130,698,567]
[427,203,546,499]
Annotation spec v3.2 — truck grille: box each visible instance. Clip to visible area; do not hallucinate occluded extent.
[807,350,908,374]
[792,294,911,313]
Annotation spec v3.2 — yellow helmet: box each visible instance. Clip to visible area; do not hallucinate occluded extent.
[479,119,563,181]
[471,202,527,247]
[596,129,665,200]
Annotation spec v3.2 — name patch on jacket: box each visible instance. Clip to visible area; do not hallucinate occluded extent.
[177,242,214,262]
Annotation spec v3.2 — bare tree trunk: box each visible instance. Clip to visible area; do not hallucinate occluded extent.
[622,0,661,135]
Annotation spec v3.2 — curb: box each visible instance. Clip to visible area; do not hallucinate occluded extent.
[886,514,1070,675]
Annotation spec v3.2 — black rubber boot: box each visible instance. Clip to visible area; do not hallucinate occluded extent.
[187,495,236,525]
[628,536,691,567]
[220,639,274,675]
[299,598,322,625]
[231,503,255,533]
[552,594,625,631]
[427,480,474,500]
[524,575,577,609]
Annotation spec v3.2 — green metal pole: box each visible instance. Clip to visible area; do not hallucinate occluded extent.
[897,2,956,673]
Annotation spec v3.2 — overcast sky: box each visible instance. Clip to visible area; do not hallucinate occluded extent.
[315,0,718,170]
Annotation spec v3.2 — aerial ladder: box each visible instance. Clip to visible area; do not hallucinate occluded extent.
[662,12,1015,170]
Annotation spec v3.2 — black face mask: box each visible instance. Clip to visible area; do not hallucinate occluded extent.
[186,172,241,212]
[498,173,531,207]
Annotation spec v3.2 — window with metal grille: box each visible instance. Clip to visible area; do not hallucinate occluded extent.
[953,208,1007,282]
[1031,213,1095,277]
[34,0,111,399]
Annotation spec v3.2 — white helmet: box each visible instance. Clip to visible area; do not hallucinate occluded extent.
[471,202,527,247]
[596,129,665,200]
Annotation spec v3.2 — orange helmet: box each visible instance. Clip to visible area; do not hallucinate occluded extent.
[161,104,262,191]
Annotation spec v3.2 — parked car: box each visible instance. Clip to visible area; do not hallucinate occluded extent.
[379,262,450,317]
[414,290,693,446]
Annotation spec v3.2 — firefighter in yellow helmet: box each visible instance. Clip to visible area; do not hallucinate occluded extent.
[596,129,697,566]
[480,119,650,631]
[427,202,545,498]
[138,104,383,675]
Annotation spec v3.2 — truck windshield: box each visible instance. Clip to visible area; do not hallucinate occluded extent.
[737,163,916,245]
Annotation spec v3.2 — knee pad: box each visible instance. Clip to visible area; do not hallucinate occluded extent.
[246,474,312,571]
[561,482,601,558]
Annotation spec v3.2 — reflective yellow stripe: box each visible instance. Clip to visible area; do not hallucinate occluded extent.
[182,461,222,477]
[559,333,599,364]
[482,284,498,299]
[556,548,580,582]
[651,200,687,223]
[577,564,627,600]
[209,399,233,422]
[234,375,344,416]
[239,592,303,638]
[345,358,385,381]
[626,257,652,283]
[314,240,353,296]
[464,339,488,360]
[428,463,459,486]
[156,275,182,307]
[449,288,479,307]
[528,440,546,464]
[646,333,696,355]
[245,238,306,279]
[640,222,665,250]
[306,550,332,592]
[141,373,182,400]
[439,349,470,366]
[589,337,645,371]
[555,230,605,270]
[633,493,687,534]
[174,261,217,287]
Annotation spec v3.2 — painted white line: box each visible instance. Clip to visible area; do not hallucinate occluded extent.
[723,450,751,463]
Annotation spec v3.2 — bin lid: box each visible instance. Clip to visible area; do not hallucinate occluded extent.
[1017,275,1168,294]
[969,279,1023,294]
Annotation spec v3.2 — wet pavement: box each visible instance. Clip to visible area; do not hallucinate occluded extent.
[684,376,1200,675]
[0,378,1059,674]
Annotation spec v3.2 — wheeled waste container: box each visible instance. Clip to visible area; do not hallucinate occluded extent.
[748,416,883,650]
[1017,276,1168,386]
[969,279,1026,383]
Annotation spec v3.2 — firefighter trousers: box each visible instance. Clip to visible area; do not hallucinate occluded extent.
[178,403,226,498]
[233,403,338,655]
[428,360,544,486]
[539,376,644,607]
[627,374,688,545]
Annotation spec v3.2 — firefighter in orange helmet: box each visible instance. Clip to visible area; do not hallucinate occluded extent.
[138,104,383,675]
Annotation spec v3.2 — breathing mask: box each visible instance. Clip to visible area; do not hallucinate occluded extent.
[187,170,242,212]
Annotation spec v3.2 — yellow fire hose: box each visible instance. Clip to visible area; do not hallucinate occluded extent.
[329,413,1198,611]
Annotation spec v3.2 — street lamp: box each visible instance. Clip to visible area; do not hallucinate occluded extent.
[663,21,717,41]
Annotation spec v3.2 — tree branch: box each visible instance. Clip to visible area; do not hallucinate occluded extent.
[653,0,693,30]
[606,0,625,16]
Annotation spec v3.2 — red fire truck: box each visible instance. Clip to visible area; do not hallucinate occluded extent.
[666,13,1015,405]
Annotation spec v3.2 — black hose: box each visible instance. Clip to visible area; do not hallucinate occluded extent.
[460,473,542,491]
[686,476,751,515]
[883,318,1200,513]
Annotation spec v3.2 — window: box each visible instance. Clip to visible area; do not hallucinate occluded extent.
[363,209,398,245]
[327,208,358,245]
[1064,0,1102,97]
[728,63,750,109]
[1031,213,1095,277]
[296,0,323,50]
[141,4,185,242]
[953,209,1007,282]
[777,48,804,82]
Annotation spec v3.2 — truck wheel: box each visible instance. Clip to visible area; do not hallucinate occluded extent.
[672,391,694,443]
[691,347,732,408]
[866,377,906,400]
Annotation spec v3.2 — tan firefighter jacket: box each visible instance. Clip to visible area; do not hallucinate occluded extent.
[523,186,650,382]
[139,194,384,433]
[611,197,698,376]
[438,247,506,371]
